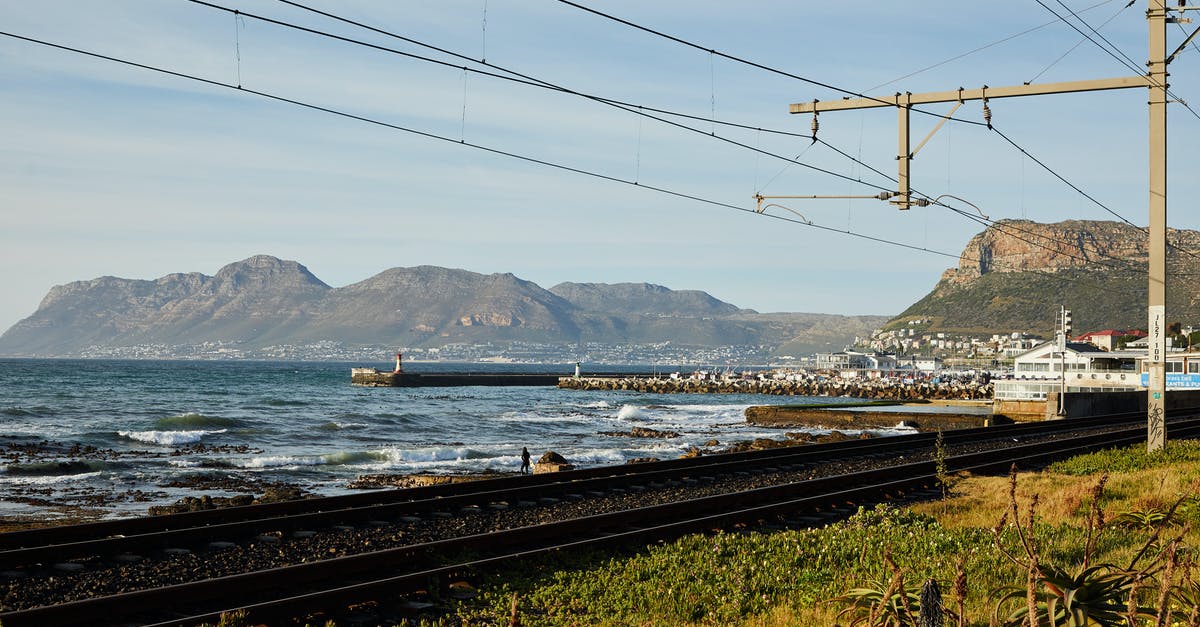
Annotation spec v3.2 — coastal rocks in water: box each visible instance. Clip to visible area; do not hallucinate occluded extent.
[720,430,873,453]
[147,476,313,515]
[598,426,681,438]
[149,494,253,516]
[625,457,661,464]
[534,451,574,474]
[347,473,496,490]
[679,446,702,459]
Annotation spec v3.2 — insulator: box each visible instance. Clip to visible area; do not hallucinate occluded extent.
[982,101,992,129]
[810,113,819,144]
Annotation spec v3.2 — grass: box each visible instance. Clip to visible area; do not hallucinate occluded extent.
[415,440,1200,626]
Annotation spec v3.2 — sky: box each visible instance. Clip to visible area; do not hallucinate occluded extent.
[2,1,1198,333]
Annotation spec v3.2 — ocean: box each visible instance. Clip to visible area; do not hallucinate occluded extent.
[0,358,903,522]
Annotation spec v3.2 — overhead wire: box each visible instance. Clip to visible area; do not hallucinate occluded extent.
[550,0,990,129]
[548,0,1198,262]
[1026,0,1135,84]
[9,2,1193,294]
[260,0,1161,268]
[0,31,971,263]
[187,0,897,195]
[866,0,1121,92]
[1037,0,1200,121]
[3,27,1152,296]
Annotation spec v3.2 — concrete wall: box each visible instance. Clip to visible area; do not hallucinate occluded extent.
[1057,389,1200,418]
[992,398,1049,422]
[994,390,1200,421]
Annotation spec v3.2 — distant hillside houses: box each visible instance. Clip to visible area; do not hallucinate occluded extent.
[864,326,1044,361]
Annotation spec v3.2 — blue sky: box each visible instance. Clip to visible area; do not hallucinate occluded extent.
[2,1,1198,333]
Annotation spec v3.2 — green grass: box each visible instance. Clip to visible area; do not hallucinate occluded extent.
[414,441,1200,626]
[1047,439,1200,475]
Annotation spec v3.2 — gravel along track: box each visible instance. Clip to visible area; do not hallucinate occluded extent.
[0,424,1127,612]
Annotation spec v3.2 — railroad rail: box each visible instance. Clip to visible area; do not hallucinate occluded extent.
[0,409,1150,558]
[1,412,1197,625]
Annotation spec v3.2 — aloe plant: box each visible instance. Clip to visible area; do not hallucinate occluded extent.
[832,577,922,626]
[990,562,1153,626]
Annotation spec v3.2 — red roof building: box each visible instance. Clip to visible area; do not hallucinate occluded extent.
[1075,329,1146,351]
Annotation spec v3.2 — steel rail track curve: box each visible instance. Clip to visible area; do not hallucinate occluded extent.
[3,415,1198,627]
[0,411,1156,569]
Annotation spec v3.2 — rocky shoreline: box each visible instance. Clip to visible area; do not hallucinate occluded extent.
[0,429,883,531]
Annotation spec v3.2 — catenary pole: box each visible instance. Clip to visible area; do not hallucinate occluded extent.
[1147,0,1167,451]
[790,2,1171,451]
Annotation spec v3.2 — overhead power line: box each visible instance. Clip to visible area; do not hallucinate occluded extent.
[869,0,1123,92]
[0,31,969,260]
[5,27,1156,293]
[263,0,1166,269]
[552,0,1200,260]
[551,0,989,129]
[188,0,898,196]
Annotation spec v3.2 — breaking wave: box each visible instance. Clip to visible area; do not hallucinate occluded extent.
[119,429,227,446]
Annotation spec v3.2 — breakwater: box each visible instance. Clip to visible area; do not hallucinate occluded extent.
[351,369,563,387]
[557,374,992,401]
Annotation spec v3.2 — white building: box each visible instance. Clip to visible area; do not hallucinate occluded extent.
[993,341,1141,401]
[815,350,898,372]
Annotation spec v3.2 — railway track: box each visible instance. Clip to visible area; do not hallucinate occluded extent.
[1,412,1196,625]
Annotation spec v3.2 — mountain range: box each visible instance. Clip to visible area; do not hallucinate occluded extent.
[6,219,1197,359]
[0,256,886,358]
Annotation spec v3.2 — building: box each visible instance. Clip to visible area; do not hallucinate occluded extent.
[994,341,1200,401]
[896,355,943,372]
[1137,352,1200,389]
[993,341,1141,401]
[814,350,898,372]
[1075,329,1146,351]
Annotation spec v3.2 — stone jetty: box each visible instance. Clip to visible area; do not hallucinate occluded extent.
[557,372,992,401]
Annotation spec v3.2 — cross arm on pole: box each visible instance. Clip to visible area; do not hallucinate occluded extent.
[789,75,1151,113]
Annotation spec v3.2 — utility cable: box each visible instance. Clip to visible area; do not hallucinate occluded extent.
[549,0,1198,259]
[6,24,1189,287]
[1038,0,1200,122]
[1046,0,1146,77]
[867,0,1120,92]
[189,0,898,195]
[0,30,976,265]
[988,125,1200,263]
[263,0,1168,269]
[551,0,990,129]
[1027,0,1133,85]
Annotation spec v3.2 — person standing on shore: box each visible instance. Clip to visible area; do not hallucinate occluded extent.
[520,447,531,474]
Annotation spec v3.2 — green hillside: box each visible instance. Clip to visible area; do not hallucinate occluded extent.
[887,266,1199,336]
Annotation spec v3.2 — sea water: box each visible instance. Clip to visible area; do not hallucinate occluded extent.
[0,358,901,521]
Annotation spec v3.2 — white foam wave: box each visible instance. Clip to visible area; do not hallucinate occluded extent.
[0,471,103,485]
[238,455,325,469]
[616,405,646,420]
[375,446,484,464]
[118,429,227,446]
[556,448,627,465]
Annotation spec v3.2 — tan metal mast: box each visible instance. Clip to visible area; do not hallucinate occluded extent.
[790,3,1175,449]
[1147,0,1168,451]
